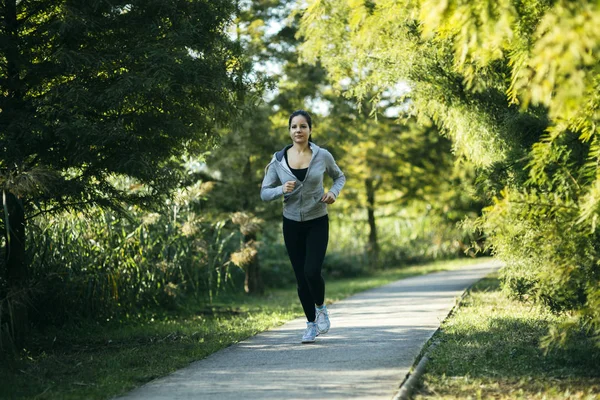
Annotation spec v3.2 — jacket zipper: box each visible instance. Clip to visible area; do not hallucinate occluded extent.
[300,149,318,221]
[279,148,319,222]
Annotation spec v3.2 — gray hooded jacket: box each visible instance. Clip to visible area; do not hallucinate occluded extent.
[260,143,346,222]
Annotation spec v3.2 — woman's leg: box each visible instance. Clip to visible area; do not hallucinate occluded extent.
[303,215,329,307]
[283,218,317,322]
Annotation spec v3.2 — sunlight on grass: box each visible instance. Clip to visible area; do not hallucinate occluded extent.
[414,275,600,400]
[1,257,490,400]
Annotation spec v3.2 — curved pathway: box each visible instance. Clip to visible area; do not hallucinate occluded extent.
[117,260,501,399]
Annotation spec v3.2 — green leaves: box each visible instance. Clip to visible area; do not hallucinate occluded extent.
[1,0,244,211]
[299,0,600,347]
[514,2,600,118]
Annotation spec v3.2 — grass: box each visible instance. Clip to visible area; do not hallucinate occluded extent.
[414,274,600,400]
[1,257,489,400]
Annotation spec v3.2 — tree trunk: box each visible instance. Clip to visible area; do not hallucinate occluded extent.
[243,233,263,295]
[365,178,379,269]
[3,191,28,349]
[241,155,263,294]
[1,1,29,350]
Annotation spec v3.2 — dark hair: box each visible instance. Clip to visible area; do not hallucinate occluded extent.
[288,110,312,130]
[288,110,313,142]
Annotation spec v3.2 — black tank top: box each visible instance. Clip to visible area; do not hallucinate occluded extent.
[284,151,308,181]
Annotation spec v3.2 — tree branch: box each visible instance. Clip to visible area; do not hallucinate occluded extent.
[17,1,46,25]
[25,200,99,220]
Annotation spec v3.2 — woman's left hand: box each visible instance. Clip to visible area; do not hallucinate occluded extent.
[321,191,336,204]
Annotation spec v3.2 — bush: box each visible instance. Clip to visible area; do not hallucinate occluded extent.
[481,188,600,348]
[18,207,241,327]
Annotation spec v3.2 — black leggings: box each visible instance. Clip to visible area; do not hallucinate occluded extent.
[283,215,329,322]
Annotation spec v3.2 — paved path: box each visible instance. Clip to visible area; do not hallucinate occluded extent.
[118,260,501,400]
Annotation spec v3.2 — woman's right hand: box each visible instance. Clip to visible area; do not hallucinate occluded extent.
[283,180,296,193]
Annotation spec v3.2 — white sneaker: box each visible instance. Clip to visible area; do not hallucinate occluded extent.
[302,322,317,343]
[315,305,330,334]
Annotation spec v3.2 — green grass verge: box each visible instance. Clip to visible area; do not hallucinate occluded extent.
[414,274,600,400]
[1,257,488,400]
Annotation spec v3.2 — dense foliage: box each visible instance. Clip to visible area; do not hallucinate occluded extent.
[0,0,243,346]
[1,0,483,349]
[299,0,600,347]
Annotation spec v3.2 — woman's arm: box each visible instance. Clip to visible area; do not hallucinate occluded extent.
[260,161,284,202]
[324,150,346,198]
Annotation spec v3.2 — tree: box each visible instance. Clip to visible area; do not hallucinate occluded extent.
[231,0,477,272]
[0,0,244,346]
[325,106,464,268]
[203,101,274,295]
[199,0,291,294]
[298,0,600,347]
[203,0,340,291]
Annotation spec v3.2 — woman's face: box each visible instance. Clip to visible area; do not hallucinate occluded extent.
[289,115,311,144]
